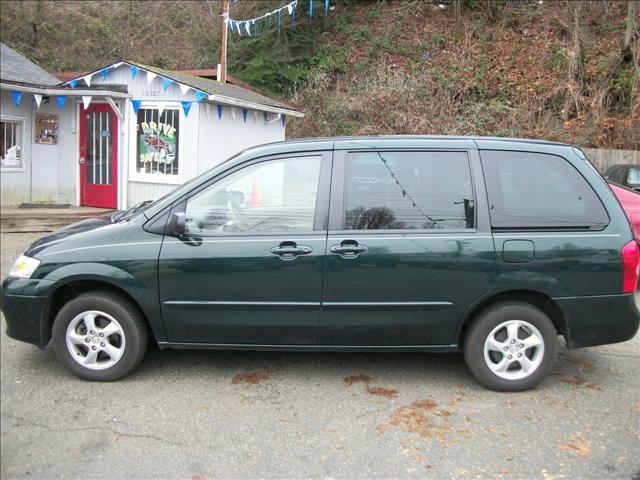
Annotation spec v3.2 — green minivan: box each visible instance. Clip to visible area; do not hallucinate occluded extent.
[2,136,639,391]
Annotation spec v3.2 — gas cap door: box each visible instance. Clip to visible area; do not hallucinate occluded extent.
[502,239,535,263]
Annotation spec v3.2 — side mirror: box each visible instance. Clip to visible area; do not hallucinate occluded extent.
[168,212,186,236]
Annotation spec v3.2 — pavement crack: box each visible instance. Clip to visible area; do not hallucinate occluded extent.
[3,413,182,447]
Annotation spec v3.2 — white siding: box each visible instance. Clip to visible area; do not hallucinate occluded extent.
[1,90,77,206]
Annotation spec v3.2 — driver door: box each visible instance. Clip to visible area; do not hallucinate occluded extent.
[158,152,331,345]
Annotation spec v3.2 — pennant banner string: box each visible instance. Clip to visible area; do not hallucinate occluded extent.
[228,0,313,37]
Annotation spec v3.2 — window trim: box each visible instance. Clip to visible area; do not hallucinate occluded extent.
[479,149,610,232]
[329,149,479,235]
[128,101,183,185]
[166,150,333,238]
[0,115,26,173]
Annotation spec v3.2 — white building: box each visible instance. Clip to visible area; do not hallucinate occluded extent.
[1,43,303,209]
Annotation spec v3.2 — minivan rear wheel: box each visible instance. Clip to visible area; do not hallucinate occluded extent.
[463,301,558,391]
[52,291,148,381]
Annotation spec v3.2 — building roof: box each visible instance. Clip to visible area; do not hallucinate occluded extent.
[129,61,299,113]
[0,43,61,87]
[60,61,302,116]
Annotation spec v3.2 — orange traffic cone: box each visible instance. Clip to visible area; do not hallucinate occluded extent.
[247,181,261,208]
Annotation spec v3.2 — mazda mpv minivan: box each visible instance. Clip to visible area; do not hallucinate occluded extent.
[2,137,639,391]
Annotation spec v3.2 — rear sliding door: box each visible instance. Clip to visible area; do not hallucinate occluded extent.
[320,144,495,347]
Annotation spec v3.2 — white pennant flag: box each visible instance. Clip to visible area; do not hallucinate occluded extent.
[287,3,293,14]
[157,102,166,117]
[253,111,259,122]
[179,83,191,95]
[113,62,123,69]
[146,71,157,85]
[82,96,92,110]
[33,94,43,108]
[231,107,236,121]
[245,21,251,35]
[82,73,93,87]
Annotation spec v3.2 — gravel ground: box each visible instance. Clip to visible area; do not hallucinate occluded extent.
[1,231,639,480]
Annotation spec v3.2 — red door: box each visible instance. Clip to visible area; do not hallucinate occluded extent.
[79,104,118,208]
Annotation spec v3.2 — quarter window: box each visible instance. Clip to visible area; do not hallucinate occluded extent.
[184,155,322,234]
[481,150,609,229]
[344,151,475,230]
[1,119,24,170]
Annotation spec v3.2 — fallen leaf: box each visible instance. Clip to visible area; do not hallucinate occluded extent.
[559,433,592,457]
[231,372,271,385]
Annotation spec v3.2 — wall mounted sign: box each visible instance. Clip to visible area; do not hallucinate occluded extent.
[35,114,59,145]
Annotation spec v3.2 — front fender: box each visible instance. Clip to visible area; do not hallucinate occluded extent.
[20,262,165,343]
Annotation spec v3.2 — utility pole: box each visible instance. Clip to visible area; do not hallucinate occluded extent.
[219,0,229,83]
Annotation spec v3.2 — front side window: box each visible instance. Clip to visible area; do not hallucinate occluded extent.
[1,119,24,170]
[344,151,475,230]
[136,107,179,176]
[184,155,322,234]
[481,150,609,229]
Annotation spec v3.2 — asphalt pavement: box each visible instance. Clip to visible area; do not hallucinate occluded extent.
[1,232,639,479]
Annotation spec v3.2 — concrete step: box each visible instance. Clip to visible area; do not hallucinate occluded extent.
[0,206,115,233]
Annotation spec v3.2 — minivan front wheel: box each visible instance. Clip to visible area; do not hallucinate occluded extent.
[463,301,558,391]
[52,291,148,381]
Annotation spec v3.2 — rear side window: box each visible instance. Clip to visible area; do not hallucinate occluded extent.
[344,151,474,230]
[481,150,609,229]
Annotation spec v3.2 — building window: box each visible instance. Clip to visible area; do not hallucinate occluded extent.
[1,118,24,170]
[136,107,179,176]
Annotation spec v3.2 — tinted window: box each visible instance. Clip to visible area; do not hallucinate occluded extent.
[344,151,474,230]
[185,155,322,234]
[481,150,608,229]
[627,167,640,185]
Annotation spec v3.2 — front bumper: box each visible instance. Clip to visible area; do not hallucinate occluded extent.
[555,293,640,348]
[1,277,54,348]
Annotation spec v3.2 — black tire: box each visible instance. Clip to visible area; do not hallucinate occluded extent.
[52,291,148,381]
[463,301,558,392]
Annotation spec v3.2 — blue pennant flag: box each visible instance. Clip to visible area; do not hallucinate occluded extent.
[100,68,108,80]
[310,0,313,19]
[162,78,173,91]
[325,0,329,15]
[264,112,269,122]
[242,109,248,123]
[278,10,281,32]
[196,91,207,102]
[217,104,223,120]
[11,91,22,106]
[292,3,296,23]
[131,100,142,114]
[56,96,66,109]
[181,101,192,117]
[69,79,79,88]
[281,115,286,127]
[130,65,139,79]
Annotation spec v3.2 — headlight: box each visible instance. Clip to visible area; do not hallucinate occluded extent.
[9,255,41,279]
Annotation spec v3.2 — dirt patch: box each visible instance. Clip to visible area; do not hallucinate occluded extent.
[344,375,373,387]
[560,376,585,386]
[568,357,594,373]
[559,433,592,457]
[344,375,398,398]
[377,398,455,446]
[586,383,603,391]
[231,372,271,385]
[366,386,399,399]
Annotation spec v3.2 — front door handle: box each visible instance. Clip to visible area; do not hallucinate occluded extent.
[330,241,368,259]
[270,242,313,261]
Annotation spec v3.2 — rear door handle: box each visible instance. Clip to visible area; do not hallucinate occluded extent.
[270,242,313,261]
[330,241,368,259]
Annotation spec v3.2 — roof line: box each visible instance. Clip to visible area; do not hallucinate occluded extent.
[0,81,130,98]
[62,60,303,116]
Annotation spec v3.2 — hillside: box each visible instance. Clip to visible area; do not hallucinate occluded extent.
[1,0,638,148]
